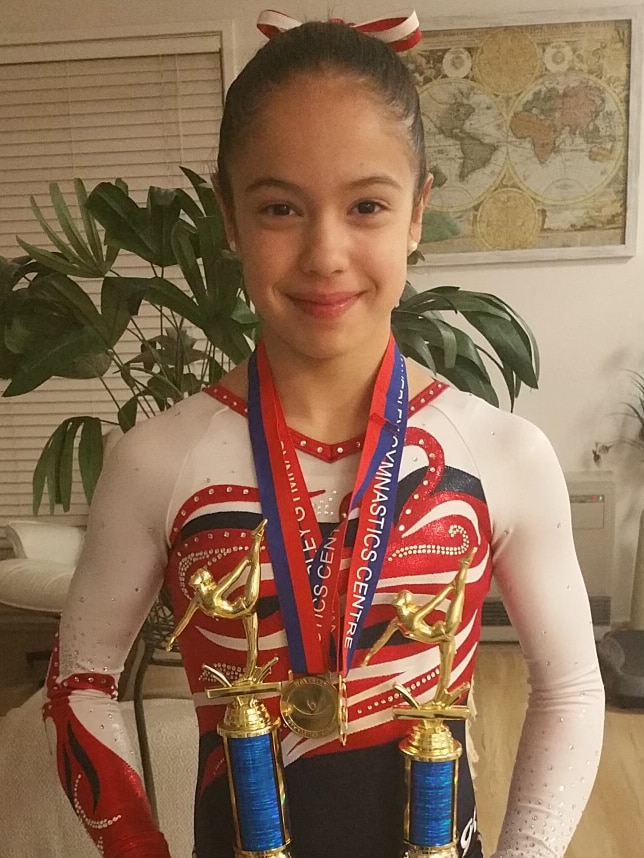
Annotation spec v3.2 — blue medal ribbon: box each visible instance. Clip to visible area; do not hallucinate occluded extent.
[248,337,408,677]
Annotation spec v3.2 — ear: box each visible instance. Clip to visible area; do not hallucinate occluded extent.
[409,174,434,245]
[211,172,239,252]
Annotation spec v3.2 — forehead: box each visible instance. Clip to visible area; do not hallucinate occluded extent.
[230,73,416,190]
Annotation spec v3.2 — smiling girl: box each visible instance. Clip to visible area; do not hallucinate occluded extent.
[44,12,604,858]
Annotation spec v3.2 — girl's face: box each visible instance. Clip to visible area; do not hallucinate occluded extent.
[223,73,431,364]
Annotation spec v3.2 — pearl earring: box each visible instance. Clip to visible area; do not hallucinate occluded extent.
[229,239,237,253]
[408,241,418,255]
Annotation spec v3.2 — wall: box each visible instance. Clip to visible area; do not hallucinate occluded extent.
[2,0,643,620]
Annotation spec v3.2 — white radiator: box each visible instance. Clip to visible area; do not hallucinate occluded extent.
[481,471,615,642]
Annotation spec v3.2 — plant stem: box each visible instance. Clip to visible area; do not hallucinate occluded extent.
[98,376,124,415]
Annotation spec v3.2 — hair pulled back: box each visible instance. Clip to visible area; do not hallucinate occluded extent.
[217,21,427,209]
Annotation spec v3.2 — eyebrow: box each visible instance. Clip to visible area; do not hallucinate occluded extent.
[244,175,404,194]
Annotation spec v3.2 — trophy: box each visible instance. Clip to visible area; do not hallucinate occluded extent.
[362,548,476,858]
[167,520,292,858]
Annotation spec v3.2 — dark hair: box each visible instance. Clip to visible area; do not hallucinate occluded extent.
[216,21,427,209]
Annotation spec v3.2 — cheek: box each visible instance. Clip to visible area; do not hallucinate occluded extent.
[365,237,409,291]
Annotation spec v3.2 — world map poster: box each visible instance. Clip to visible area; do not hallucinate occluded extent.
[404,18,635,262]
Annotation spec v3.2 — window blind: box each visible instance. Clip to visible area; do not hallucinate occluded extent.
[0,34,225,556]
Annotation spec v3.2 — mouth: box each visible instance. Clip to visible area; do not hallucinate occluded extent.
[288,291,362,319]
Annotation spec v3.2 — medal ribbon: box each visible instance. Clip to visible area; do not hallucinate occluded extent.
[248,336,408,676]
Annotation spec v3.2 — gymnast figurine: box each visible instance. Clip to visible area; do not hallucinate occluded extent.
[362,547,476,708]
[165,520,267,681]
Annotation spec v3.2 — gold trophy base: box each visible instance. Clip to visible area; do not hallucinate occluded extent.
[402,844,458,858]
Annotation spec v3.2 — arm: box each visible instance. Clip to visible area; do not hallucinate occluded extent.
[42,423,175,858]
[481,411,605,857]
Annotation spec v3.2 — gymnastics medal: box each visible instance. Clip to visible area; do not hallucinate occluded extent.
[280,673,339,739]
[248,336,408,745]
[166,521,293,858]
[362,548,476,857]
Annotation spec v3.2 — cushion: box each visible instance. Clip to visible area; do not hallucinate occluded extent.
[6,520,85,566]
[0,557,74,613]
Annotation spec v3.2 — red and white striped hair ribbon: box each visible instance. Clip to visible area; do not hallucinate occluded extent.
[256,9,422,52]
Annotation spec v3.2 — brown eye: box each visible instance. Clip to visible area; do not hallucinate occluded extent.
[264,203,294,216]
[355,200,382,215]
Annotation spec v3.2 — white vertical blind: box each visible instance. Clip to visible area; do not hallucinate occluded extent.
[0,35,225,555]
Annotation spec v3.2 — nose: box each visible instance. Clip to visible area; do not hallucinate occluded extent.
[298,213,349,278]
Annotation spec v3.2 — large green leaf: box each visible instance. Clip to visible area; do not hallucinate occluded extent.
[49,183,97,269]
[101,275,204,328]
[39,273,107,337]
[170,219,207,305]
[3,328,106,396]
[211,255,243,318]
[78,417,104,503]
[117,396,138,432]
[231,297,259,327]
[101,275,149,316]
[100,277,131,345]
[20,186,108,278]
[145,277,205,327]
[442,364,498,407]
[148,186,182,267]
[198,215,227,300]
[40,422,67,514]
[462,311,538,387]
[175,188,206,225]
[74,178,105,266]
[57,417,85,511]
[86,182,158,263]
[15,238,92,277]
[180,167,219,217]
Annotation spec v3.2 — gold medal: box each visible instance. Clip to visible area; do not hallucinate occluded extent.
[280,675,339,739]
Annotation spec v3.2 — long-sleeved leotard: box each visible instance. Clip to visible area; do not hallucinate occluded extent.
[44,372,604,858]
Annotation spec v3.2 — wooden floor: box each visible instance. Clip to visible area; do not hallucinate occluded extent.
[1,630,642,856]
[470,645,644,857]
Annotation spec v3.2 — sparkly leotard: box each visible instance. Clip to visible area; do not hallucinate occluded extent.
[43,374,604,858]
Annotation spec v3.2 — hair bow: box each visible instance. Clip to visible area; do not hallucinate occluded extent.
[256,9,422,52]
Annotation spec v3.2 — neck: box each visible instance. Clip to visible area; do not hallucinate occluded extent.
[263,330,391,444]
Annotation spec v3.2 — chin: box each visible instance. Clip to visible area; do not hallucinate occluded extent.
[280,326,383,364]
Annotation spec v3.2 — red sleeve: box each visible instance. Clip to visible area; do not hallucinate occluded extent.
[44,639,171,858]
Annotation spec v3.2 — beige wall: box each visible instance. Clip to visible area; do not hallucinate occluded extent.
[2,0,643,620]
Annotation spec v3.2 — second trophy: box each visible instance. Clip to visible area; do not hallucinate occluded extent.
[363,548,476,858]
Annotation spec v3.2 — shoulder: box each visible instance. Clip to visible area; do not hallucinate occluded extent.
[98,392,226,504]
[428,387,567,534]
[432,385,553,459]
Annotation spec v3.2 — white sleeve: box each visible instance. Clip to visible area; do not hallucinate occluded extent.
[43,414,183,858]
[477,408,605,857]
[441,392,605,857]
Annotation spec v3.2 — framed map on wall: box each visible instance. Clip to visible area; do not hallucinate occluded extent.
[405,11,641,265]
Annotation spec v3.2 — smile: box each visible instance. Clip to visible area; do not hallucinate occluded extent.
[288,292,362,319]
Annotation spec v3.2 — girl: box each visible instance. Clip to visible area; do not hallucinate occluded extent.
[44,12,604,858]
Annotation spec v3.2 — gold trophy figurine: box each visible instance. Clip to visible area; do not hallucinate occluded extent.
[363,548,476,858]
[166,520,292,858]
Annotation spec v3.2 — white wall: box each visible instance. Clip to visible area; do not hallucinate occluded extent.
[2,0,644,620]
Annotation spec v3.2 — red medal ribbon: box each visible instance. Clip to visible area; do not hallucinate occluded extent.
[249,336,407,676]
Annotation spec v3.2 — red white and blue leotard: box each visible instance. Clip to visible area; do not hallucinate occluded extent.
[43,373,605,858]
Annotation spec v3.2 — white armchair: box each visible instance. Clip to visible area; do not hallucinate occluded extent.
[0,519,83,622]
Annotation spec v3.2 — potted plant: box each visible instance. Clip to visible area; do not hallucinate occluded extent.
[0,169,539,513]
